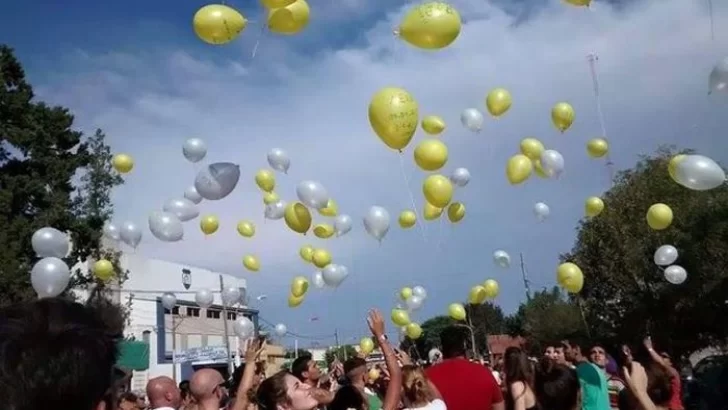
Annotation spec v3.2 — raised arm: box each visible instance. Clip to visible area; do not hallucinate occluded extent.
[231,339,265,410]
[643,337,668,369]
[368,309,401,410]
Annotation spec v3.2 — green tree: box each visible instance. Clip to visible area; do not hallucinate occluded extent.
[324,345,358,365]
[466,302,507,355]
[562,147,728,357]
[285,349,313,359]
[401,315,456,360]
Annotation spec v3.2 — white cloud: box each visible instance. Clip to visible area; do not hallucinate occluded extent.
[33,0,728,340]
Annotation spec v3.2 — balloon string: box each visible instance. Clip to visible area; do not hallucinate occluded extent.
[707,0,715,41]
[587,53,616,187]
[251,22,267,59]
[397,153,427,242]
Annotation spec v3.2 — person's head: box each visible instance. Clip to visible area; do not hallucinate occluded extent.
[146,376,181,409]
[440,325,469,359]
[291,355,322,383]
[535,358,581,410]
[659,351,673,368]
[643,361,673,406]
[543,345,556,360]
[118,392,139,410]
[344,357,368,386]
[561,340,586,363]
[589,344,608,368]
[504,347,534,386]
[179,380,193,405]
[554,345,566,365]
[330,384,366,410]
[190,368,228,408]
[401,365,436,407]
[0,297,121,410]
[255,371,319,410]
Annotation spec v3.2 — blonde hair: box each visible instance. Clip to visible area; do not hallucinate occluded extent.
[402,365,436,406]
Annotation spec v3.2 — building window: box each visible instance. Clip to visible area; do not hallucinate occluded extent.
[187,334,203,349]
[227,312,237,320]
[207,335,223,347]
[142,330,151,344]
[186,307,200,317]
[206,309,221,319]
[165,306,180,315]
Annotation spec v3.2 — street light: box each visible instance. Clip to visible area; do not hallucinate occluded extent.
[182,269,191,290]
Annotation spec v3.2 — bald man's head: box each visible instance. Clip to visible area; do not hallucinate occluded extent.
[190,368,226,404]
[146,376,181,409]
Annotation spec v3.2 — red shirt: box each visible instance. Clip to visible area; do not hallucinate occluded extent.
[426,358,504,410]
[667,367,684,410]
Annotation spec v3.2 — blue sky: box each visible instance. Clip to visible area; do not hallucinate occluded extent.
[2,0,726,346]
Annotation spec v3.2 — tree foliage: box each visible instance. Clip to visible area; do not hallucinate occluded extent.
[284,349,313,359]
[325,345,358,365]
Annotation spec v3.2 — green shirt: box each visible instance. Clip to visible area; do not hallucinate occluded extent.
[365,387,382,410]
[576,362,611,410]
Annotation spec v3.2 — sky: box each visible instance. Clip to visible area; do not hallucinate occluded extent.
[1,0,726,346]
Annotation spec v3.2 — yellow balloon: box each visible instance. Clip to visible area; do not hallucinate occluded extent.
[368,87,419,151]
[533,160,549,178]
[485,88,512,117]
[421,115,446,135]
[448,303,466,321]
[399,210,417,228]
[447,202,465,223]
[483,279,499,299]
[506,154,533,185]
[360,337,374,355]
[318,199,338,217]
[587,138,609,158]
[423,202,443,221]
[391,308,411,327]
[668,154,686,182]
[585,197,604,217]
[263,191,280,205]
[422,174,453,208]
[284,202,312,234]
[313,224,335,239]
[557,262,584,293]
[193,4,247,45]
[646,203,673,230]
[267,0,310,35]
[311,249,332,269]
[255,169,276,193]
[398,2,461,50]
[400,287,413,301]
[243,255,260,272]
[200,215,220,235]
[551,102,575,132]
[93,259,114,281]
[414,139,449,171]
[368,368,380,381]
[112,154,134,174]
[236,220,255,238]
[288,293,304,308]
[299,245,314,263]
[405,323,423,339]
[564,0,591,6]
[261,0,295,9]
[290,276,309,297]
[468,285,487,305]
[520,138,545,161]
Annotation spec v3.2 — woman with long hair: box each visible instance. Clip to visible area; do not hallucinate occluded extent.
[534,358,581,410]
[503,347,538,410]
[401,365,445,410]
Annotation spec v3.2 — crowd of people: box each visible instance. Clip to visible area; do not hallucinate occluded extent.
[0,297,685,410]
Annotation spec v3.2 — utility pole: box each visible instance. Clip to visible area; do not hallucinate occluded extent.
[172,313,177,382]
[334,328,340,361]
[219,275,234,376]
[520,253,533,301]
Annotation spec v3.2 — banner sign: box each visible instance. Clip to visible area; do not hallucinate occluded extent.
[173,346,229,363]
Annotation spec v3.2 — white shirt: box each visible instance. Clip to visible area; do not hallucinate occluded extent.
[403,399,447,410]
[151,407,176,410]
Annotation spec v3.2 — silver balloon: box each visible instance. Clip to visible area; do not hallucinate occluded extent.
[322,264,349,288]
[194,162,241,200]
[184,186,203,204]
[654,245,679,266]
[233,316,256,339]
[31,257,70,298]
[450,167,471,187]
[405,295,424,311]
[274,323,288,337]
[664,265,687,285]
[412,285,427,299]
[312,271,326,289]
[103,222,121,241]
[31,227,70,258]
[334,214,353,237]
[674,155,726,191]
[540,150,564,178]
[221,286,242,307]
[709,57,728,94]
[161,292,177,310]
[195,288,214,308]
[363,206,390,242]
[183,138,207,163]
[296,180,330,210]
[148,212,184,242]
[493,250,511,268]
[267,148,291,174]
[264,200,286,220]
[460,108,484,132]
[162,198,199,222]
[533,202,550,222]
[120,221,143,248]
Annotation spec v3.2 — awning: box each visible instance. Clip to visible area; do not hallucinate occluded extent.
[116,341,150,371]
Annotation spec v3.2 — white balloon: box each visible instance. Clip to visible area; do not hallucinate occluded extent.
[161,292,177,310]
[322,264,349,287]
[148,212,184,242]
[460,108,484,132]
[31,257,70,298]
[540,150,564,178]
[412,285,427,299]
[194,162,241,200]
[493,250,511,268]
[312,271,326,289]
[363,206,390,242]
[533,202,550,222]
[664,265,687,285]
[221,286,242,306]
[184,186,204,204]
[103,222,121,241]
[674,155,726,191]
[183,138,207,163]
[120,221,143,248]
[296,180,330,210]
[709,57,728,94]
[31,227,70,258]
[405,295,424,311]
[233,317,256,339]
[162,198,199,222]
[274,323,288,337]
[264,200,286,220]
[653,245,679,266]
[195,288,214,308]
[267,148,291,174]
[450,167,471,187]
[334,214,353,237]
